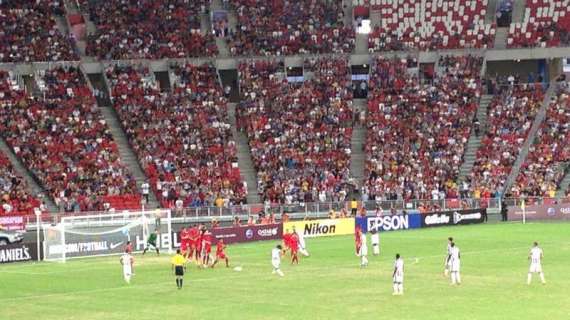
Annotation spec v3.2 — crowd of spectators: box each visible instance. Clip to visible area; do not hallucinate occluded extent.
[85,0,217,59]
[228,0,355,56]
[469,84,544,199]
[106,63,245,209]
[510,90,569,198]
[237,58,354,204]
[0,0,78,62]
[507,0,570,48]
[364,55,482,202]
[369,0,495,52]
[0,152,40,215]
[0,66,139,212]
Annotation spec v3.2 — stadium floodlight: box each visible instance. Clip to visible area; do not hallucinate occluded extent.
[43,209,172,262]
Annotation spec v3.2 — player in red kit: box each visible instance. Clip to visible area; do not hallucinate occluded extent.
[212,239,229,268]
[282,230,292,254]
[355,225,362,256]
[188,225,200,263]
[201,229,213,267]
[180,227,190,259]
[290,232,300,264]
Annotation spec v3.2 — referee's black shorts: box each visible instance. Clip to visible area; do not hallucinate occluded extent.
[175,266,184,276]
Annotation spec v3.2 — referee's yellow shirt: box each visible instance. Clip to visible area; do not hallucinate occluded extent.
[171,254,185,266]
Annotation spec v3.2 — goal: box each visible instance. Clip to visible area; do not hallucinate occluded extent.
[43,209,172,262]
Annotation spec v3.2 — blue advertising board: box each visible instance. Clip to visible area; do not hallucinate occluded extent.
[355,212,422,233]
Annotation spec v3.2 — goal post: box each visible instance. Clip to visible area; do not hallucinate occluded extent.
[43,209,172,262]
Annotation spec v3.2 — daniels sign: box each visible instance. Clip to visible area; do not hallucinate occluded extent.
[0,243,40,264]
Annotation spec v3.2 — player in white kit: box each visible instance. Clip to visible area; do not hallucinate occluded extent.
[449,242,461,285]
[370,230,380,256]
[359,233,368,267]
[293,227,309,257]
[392,254,404,295]
[120,251,134,284]
[272,244,284,277]
[444,237,453,277]
[527,242,545,285]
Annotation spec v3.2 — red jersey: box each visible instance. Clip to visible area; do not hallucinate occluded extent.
[180,229,190,251]
[202,232,212,253]
[216,241,226,258]
[189,227,200,246]
[282,233,292,249]
[290,233,299,251]
[125,243,133,254]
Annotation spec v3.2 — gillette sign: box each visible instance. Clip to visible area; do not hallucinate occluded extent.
[422,209,486,227]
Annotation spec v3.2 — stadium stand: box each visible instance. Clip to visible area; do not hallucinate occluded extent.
[105,63,245,208]
[0,66,139,212]
[237,57,354,204]
[84,0,217,59]
[507,0,570,48]
[469,84,545,199]
[368,0,496,52]
[228,0,355,55]
[0,0,78,62]
[365,55,482,202]
[510,90,569,197]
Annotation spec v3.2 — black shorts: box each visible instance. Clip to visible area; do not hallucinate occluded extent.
[175,266,184,276]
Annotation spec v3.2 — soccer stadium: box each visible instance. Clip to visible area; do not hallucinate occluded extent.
[1,0,570,319]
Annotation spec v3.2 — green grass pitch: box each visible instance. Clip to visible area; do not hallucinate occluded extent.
[1,223,569,320]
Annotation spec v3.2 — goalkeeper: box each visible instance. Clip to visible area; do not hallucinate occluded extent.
[143,229,160,255]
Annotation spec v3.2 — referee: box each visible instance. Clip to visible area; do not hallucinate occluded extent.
[171,249,186,289]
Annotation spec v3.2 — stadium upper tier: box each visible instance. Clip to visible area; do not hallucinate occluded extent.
[1,0,570,62]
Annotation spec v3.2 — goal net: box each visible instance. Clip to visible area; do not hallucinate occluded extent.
[43,209,172,262]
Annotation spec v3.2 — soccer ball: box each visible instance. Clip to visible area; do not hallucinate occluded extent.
[233,266,243,272]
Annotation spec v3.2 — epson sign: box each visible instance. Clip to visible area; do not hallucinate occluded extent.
[368,216,409,232]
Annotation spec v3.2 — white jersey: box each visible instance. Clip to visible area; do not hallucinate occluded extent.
[529,247,543,273]
[271,248,281,268]
[530,247,542,264]
[450,246,460,271]
[359,233,368,256]
[393,258,404,283]
[121,253,132,274]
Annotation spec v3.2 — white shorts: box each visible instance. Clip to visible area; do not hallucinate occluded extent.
[272,260,280,269]
[451,261,460,272]
[529,263,542,273]
[393,274,404,284]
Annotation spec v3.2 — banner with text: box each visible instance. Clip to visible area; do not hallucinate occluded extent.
[0,242,41,264]
[284,218,355,238]
[421,209,486,228]
[355,213,422,233]
[0,215,26,231]
[508,203,570,221]
[211,224,283,245]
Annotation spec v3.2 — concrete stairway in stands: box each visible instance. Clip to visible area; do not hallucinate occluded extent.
[512,0,527,23]
[350,99,367,187]
[0,138,58,212]
[503,84,555,195]
[355,34,368,54]
[458,95,493,181]
[485,0,498,24]
[494,27,508,49]
[556,168,570,199]
[98,106,159,209]
[227,103,260,204]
